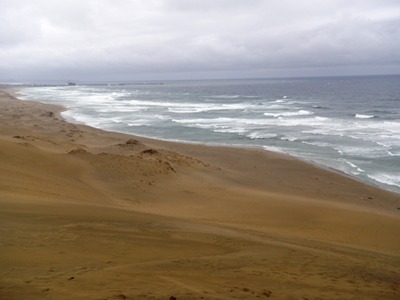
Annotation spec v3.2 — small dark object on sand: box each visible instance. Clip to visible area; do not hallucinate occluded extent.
[125,139,140,145]
[141,149,158,155]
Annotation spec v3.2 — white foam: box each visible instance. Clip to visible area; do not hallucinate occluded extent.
[61,111,109,127]
[376,141,391,148]
[60,111,81,123]
[172,116,331,128]
[264,110,314,117]
[221,103,254,110]
[262,145,287,154]
[173,117,229,125]
[301,141,332,148]
[172,117,255,127]
[365,121,400,133]
[367,173,400,188]
[355,114,374,119]
[281,136,299,142]
[273,116,329,127]
[247,132,278,139]
[168,107,210,113]
[301,118,400,141]
[123,100,255,113]
[343,160,365,173]
[127,119,153,126]
[156,115,171,120]
[111,91,131,98]
[213,128,248,134]
[388,151,400,157]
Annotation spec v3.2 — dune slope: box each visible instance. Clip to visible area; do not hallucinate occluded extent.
[1,90,399,300]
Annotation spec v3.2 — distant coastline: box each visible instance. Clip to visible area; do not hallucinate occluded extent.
[2,73,400,88]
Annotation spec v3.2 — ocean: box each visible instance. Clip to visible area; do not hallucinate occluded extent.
[17,75,400,194]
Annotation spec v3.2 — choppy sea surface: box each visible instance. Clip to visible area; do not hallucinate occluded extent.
[17,75,400,194]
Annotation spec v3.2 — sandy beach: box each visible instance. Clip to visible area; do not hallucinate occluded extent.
[1,89,399,299]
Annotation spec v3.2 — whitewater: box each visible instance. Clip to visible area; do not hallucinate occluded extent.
[17,75,400,193]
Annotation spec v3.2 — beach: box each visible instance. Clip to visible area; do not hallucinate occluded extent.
[1,89,399,299]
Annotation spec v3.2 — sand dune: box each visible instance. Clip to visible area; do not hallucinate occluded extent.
[1,89,399,299]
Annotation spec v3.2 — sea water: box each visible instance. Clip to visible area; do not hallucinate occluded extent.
[17,75,400,194]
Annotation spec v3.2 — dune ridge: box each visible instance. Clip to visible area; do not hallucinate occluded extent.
[1,89,399,299]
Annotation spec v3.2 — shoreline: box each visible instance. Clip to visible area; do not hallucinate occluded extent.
[2,87,400,237]
[12,86,400,196]
[1,89,400,299]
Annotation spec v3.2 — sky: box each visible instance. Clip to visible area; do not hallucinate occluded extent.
[1,0,400,82]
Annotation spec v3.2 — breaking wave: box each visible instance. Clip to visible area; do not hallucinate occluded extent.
[16,76,400,193]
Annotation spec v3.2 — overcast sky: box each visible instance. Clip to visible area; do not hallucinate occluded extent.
[1,0,400,82]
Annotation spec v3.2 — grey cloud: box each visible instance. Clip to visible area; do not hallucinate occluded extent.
[1,0,399,82]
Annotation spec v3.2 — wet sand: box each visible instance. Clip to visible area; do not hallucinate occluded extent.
[1,89,399,299]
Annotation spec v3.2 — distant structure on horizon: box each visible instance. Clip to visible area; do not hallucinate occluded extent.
[67,82,76,86]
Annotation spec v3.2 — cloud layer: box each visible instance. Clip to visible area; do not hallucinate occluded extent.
[1,0,400,81]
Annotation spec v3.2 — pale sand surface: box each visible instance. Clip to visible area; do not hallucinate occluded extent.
[1,89,399,299]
